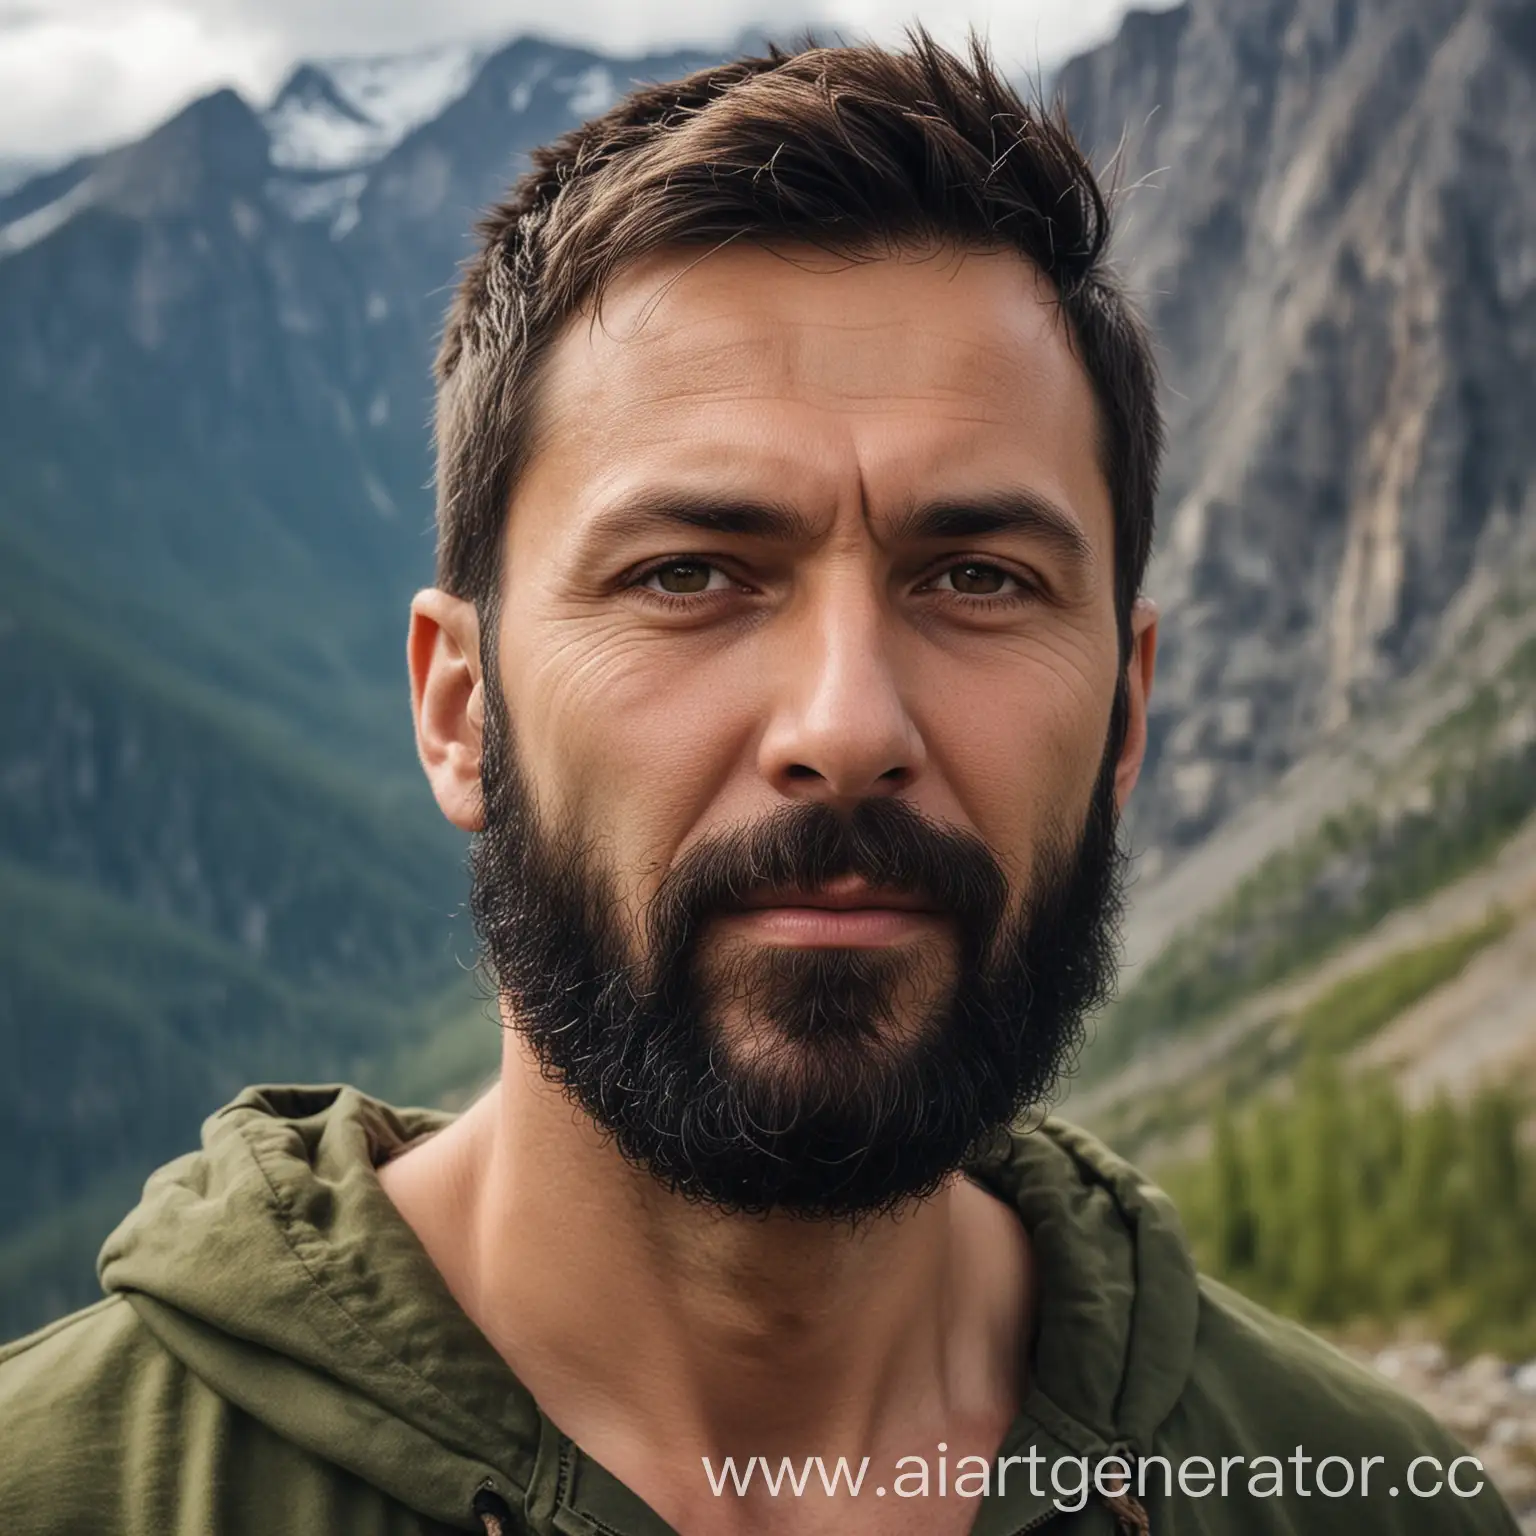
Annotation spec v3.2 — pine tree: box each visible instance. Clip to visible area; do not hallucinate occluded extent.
[1212,1103,1257,1275]
[1169,1069,1536,1354]
[1289,1055,1349,1320]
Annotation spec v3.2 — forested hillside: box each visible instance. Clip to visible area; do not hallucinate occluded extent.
[0,34,724,1337]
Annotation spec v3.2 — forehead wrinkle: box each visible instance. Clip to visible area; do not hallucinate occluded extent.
[573,283,1069,414]
[544,245,1097,425]
[569,344,1061,423]
[600,329,1047,411]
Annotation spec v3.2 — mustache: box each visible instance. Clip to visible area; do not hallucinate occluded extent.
[645,798,1010,964]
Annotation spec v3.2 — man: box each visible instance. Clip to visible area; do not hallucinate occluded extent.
[0,35,1520,1536]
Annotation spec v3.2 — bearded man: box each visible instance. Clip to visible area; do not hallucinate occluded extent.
[0,34,1520,1536]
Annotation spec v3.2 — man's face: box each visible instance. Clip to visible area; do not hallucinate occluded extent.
[451,245,1149,1215]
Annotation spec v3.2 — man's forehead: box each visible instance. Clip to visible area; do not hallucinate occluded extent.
[520,242,1111,546]
[544,243,1088,406]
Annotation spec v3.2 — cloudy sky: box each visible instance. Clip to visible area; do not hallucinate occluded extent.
[0,0,1164,161]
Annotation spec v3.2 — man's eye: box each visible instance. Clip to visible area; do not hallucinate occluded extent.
[643,560,726,595]
[933,562,1018,597]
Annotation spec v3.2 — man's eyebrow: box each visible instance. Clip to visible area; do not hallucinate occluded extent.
[887,491,1096,569]
[578,491,817,548]
[575,486,1095,570]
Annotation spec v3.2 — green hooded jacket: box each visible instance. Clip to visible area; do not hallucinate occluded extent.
[0,1084,1521,1534]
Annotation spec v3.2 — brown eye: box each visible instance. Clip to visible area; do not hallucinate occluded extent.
[945,562,1010,596]
[652,561,714,594]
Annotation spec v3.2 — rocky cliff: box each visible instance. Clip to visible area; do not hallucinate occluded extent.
[1058,0,1536,861]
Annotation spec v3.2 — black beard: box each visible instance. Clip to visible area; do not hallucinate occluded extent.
[468,669,1129,1219]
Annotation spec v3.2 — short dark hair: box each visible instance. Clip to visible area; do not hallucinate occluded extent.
[434,33,1161,648]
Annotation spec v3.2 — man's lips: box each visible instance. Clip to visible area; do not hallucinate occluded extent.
[717,879,948,948]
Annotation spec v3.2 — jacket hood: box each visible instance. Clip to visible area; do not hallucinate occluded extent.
[98,1085,1201,1534]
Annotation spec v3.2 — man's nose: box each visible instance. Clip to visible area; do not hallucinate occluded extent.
[755,578,926,804]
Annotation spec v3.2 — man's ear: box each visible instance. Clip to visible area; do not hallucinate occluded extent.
[1114,596,1159,812]
[407,588,485,833]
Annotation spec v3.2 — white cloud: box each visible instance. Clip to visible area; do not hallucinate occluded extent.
[0,0,1166,160]
[0,3,284,157]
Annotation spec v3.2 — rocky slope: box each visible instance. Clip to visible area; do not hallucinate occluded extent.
[1058,0,1536,860]
[1072,502,1536,1104]
[1348,1344,1536,1533]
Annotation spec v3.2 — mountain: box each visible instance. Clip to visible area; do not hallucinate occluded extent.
[1039,0,1536,1063]
[0,35,727,704]
[0,155,60,197]
[1055,0,1536,861]
[0,32,726,1336]
[264,46,489,174]
[1047,3,1536,1386]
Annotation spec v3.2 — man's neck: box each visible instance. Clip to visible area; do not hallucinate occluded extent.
[378,1032,1033,1532]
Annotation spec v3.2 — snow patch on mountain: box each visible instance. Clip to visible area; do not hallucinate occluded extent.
[559,65,616,117]
[265,171,369,239]
[0,175,95,258]
[507,58,554,113]
[265,43,486,172]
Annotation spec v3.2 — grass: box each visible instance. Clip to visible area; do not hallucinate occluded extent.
[1089,745,1536,1080]
[1297,907,1514,1055]
[1085,907,1519,1159]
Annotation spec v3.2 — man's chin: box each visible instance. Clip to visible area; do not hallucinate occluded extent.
[690,942,956,1055]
